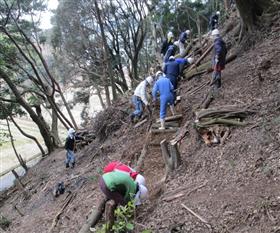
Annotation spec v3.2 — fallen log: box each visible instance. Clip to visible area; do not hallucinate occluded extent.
[78,198,107,233]
[156,114,183,123]
[191,44,214,68]
[150,128,179,134]
[183,53,237,80]
[195,118,247,128]
[195,106,254,120]
[170,121,190,144]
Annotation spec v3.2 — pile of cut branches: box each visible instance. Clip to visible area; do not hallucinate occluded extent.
[91,106,129,142]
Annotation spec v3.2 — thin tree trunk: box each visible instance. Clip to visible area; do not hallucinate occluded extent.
[6,119,28,173]
[0,69,56,153]
[51,109,61,146]
[94,84,106,109]
[94,0,117,101]
[104,85,111,107]
[9,116,46,156]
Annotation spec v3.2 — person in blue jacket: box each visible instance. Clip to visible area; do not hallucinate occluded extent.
[163,45,177,63]
[163,56,180,99]
[178,30,190,56]
[175,57,194,75]
[209,11,220,30]
[211,29,227,89]
[152,71,175,130]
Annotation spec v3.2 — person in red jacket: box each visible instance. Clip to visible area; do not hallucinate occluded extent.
[103,161,146,186]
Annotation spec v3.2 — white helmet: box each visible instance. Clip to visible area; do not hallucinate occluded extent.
[167,31,174,39]
[211,29,220,36]
[145,76,153,85]
[134,185,148,205]
[216,11,220,15]
[68,128,75,134]
[185,29,191,35]
[187,57,194,64]
[169,56,175,60]
[135,174,146,186]
[155,71,163,78]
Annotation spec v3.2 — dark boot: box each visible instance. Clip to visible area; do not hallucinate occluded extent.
[65,163,69,168]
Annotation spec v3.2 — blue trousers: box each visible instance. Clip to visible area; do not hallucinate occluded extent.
[166,75,177,100]
[132,95,143,117]
[66,150,75,165]
[160,95,174,119]
[211,71,221,88]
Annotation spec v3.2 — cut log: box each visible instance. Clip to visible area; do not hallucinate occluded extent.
[183,53,237,80]
[78,198,107,233]
[195,118,247,128]
[195,106,254,120]
[150,128,179,134]
[152,121,180,128]
[191,44,214,68]
[156,114,183,123]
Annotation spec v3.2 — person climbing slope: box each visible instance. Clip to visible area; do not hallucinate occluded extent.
[163,44,178,63]
[210,29,227,89]
[178,29,191,56]
[152,71,175,130]
[103,161,146,186]
[175,57,194,75]
[99,171,148,206]
[163,56,180,99]
[209,11,220,30]
[64,128,83,168]
[130,75,154,123]
[160,31,174,57]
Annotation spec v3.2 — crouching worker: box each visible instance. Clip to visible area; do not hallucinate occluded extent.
[152,71,175,130]
[64,128,83,168]
[99,171,148,206]
[130,76,154,123]
[103,161,146,186]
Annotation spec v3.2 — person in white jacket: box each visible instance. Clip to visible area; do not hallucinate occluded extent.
[130,76,154,122]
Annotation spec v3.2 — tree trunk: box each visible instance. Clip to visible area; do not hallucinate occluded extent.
[94,84,106,109]
[94,0,117,101]
[6,119,28,173]
[0,69,56,153]
[235,0,277,33]
[51,109,61,146]
[104,85,111,107]
[9,116,46,156]
[223,0,230,11]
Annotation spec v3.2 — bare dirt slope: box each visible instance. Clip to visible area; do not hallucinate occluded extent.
[1,16,280,233]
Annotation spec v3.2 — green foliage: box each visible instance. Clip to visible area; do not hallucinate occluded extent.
[97,201,136,233]
[0,128,9,146]
[0,214,11,230]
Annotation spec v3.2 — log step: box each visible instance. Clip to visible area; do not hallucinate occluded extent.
[150,128,179,134]
[156,114,183,123]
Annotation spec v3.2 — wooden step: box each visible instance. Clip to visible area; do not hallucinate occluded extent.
[156,114,183,123]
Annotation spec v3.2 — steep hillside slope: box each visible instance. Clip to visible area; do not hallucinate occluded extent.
[1,15,280,233]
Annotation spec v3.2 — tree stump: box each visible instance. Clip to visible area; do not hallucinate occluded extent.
[104,200,116,233]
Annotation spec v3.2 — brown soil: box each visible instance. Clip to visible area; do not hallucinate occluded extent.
[1,14,280,233]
